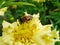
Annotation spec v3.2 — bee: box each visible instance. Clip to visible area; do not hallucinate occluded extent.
[19,16,33,24]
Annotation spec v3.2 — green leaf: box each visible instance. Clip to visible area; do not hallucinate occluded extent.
[2,1,36,7]
[55,41,60,45]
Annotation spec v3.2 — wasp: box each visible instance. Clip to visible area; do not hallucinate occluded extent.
[19,16,33,24]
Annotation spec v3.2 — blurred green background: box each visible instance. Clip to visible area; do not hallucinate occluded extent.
[0,0,60,45]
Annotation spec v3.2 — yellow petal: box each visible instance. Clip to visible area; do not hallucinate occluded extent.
[0,7,8,16]
[2,20,11,28]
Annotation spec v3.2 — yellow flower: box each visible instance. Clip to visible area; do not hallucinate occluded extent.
[33,25,59,45]
[0,7,8,16]
[0,13,60,45]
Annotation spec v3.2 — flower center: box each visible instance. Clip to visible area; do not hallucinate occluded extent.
[14,22,37,43]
